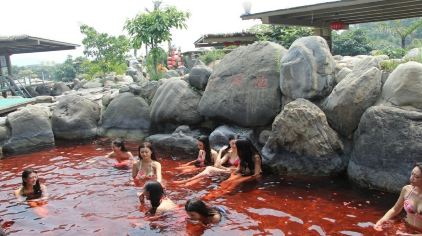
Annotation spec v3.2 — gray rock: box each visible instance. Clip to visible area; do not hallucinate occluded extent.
[146,132,198,159]
[83,79,103,89]
[50,82,70,96]
[381,61,422,110]
[188,65,212,90]
[150,79,202,125]
[263,98,344,176]
[35,96,54,103]
[119,86,130,93]
[322,67,382,137]
[52,95,100,139]
[100,92,150,140]
[164,70,180,79]
[139,80,160,103]
[258,130,271,145]
[404,47,422,60]
[35,84,51,95]
[129,83,142,95]
[24,86,39,97]
[280,36,335,100]
[199,41,287,127]
[0,125,9,145]
[335,67,352,84]
[349,105,422,192]
[209,125,255,150]
[4,106,54,154]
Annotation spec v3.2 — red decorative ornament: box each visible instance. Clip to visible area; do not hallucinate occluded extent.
[330,21,345,30]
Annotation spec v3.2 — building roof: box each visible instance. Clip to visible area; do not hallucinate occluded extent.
[241,0,422,27]
[194,32,257,48]
[0,35,79,55]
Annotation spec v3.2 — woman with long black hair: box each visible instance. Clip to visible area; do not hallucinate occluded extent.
[15,168,48,201]
[140,181,176,215]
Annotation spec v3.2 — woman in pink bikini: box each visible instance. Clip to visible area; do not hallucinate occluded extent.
[374,162,422,232]
[176,135,218,174]
[132,142,162,185]
[174,135,239,186]
[106,139,134,169]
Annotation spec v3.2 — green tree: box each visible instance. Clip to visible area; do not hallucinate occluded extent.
[53,55,77,82]
[377,18,422,49]
[80,24,130,78]
[248,24,313,48]
[125,1,190,80]
[332,29,373,56]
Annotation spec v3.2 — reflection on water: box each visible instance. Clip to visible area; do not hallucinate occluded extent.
[0,141,408,235]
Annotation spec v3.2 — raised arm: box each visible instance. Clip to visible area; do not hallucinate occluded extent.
[105,151,115,158]
[40,184,48,199]
[374,185,407,231]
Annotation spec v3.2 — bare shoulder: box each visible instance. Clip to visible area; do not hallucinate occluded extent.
[153,161,162,168]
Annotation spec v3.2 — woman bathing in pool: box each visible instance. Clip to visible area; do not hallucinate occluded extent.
[374,162,422,234]
[176,135,218,174]
[106,139,134,169]
[139,181,176,215]
[203,138,262,200]
[132,142,162,185]
[15,168,48,202]
[174,135,239,186]
[185,198,225,225]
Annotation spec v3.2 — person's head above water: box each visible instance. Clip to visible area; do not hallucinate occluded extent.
[21,168,42,196]
[410,162,422,187]
[185,198,222,224]
[197,135,212,165]
[143,180,164,214]
[138,142,157,161]
[112,139,128,152]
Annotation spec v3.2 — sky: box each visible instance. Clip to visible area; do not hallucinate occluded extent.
[3,0,336,66]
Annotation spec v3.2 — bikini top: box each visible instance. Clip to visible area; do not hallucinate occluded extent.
[404,186,422,217]
[136,161,155,179]
[227,156,240,167]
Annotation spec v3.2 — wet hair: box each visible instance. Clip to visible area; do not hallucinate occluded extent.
[198,135,212,166]
[144,181,165,215]
[112,139,128,152]
[138,142,157,161]
[236,138,261,176]
[185,198,220,221]
[21,168,42,198]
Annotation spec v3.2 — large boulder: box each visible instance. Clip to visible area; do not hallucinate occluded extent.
[199,41,287,127]
[139,80,160,103]
[263,99,344,176]
[280,36,335,100]
[209,125,255,150]
[322,67,382,137]
[50,82,70,96]
[83,79,103,89]
[3,106,54,154]
[146,132,198,160]
[188,65,212,90]
[404,47,422,60]
[100,92,150,140]
[381,62,422,110]
[35,84,51,95]
[349,105,422,192]
[150,79,202,125]
[52,95,100,140]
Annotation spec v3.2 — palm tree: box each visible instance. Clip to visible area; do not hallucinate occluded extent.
[378,18,422,49]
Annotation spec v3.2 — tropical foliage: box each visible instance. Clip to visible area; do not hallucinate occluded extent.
[125,1,190,80]
[248,24,313,48]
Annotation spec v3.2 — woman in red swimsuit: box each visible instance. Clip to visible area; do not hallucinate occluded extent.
[173,135,239,186]
[374,162,422,232]
[176,135,217,174]
[203,138,262,200]
[106,139,134,169]
[132,142,162,185]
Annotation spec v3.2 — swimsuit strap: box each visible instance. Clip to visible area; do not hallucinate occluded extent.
[406,186,416,200]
